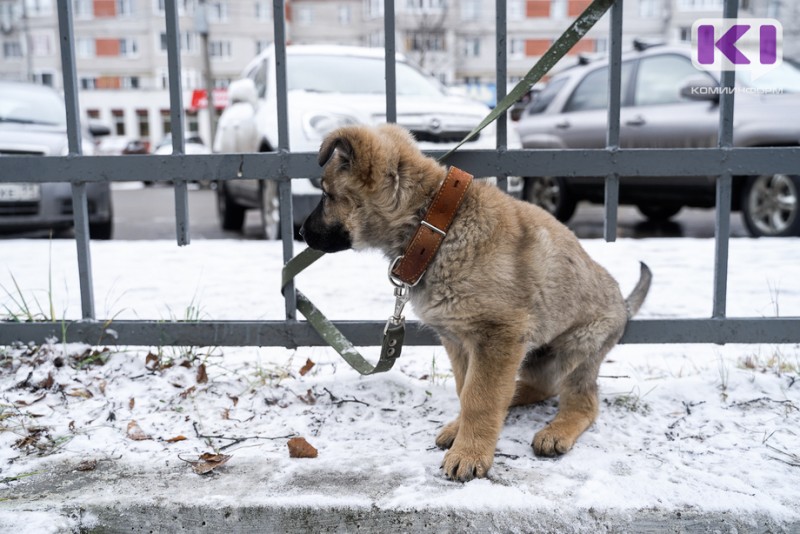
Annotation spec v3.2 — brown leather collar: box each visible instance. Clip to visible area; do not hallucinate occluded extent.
[390,166,473,287]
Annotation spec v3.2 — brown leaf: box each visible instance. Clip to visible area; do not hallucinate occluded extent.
[68,420,76,432]
[196,363,208,384]
[189,453,231,475]
[14,393,46,406]
[221,408,231,420]
[76,459,97,472]
[287,437,318,459]
[297,389,316,405]
[126,420,151,441]
[98,380,107,395]
[179,386,196,399]
[227,394,239,407]
[165,435,188,443]
[299,358,315,376]
[145,352,160,371]
[66,388,93,399]
[36,373,54,390]
[129,397,135,409]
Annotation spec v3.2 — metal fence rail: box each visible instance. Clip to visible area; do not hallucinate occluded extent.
[1,0,799,348]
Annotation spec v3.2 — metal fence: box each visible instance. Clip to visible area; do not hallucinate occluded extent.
[1,0,798,348]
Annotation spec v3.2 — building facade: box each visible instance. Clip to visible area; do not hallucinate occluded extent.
[0,0,794,149]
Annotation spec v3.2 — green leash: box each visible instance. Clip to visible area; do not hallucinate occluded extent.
[280,0,614,375]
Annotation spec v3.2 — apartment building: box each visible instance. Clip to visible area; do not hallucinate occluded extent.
[0,0,793,148]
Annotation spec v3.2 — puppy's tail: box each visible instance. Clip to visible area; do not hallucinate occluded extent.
[625,262,652,319]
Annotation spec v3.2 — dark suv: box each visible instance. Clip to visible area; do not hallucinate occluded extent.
[515,44,800,237]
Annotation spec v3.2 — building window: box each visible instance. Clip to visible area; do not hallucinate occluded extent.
[462,36,481,58]
[405,0,444,14]
[76,37,95,58]
[407,31,445,52]
[122,76,140,89]
[366,30,384,47]
[639,0,661,18]
[594,37,608,53]
[2,41,23,58]
[507,0,524,19]
[186,110,199,133]
[297,6,313,25]
[365,0,383,19]
[32,71,54,87]
[73,0,92,18]
[111,109,126,136]
[209,40,232,59]
[156,0,195,14]
[161,109,171,135]
[119,38,139,57]
[338,5,351,25]
[255,39,269,55]
[136,109,149,139]
[87,109,100,120]
[255,0,270,20]
[160,31,198,53]
[117,0,134,16]
[207,0,228,21]
[80,77,97,90]
[508,38,524,60]
[551,0,567,19]
[31,32,53,57]
[214,78,230,89]
[676,0,722,11]
[25,0,53,17]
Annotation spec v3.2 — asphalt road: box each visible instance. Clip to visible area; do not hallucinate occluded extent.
[110,183,749,241]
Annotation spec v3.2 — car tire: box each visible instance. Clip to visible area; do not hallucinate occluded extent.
[260,179,280,240]
[637,204,682,222]
[524,177,577,222]
[89,215,113,240]
[217,182,246,231]
[741,174,800,237]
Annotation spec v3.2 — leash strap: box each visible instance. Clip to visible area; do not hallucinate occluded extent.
[281,0,614,375]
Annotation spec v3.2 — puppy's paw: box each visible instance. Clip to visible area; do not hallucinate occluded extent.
[435,419,460,450]
[441,445,493,482]
[532,424,575,457]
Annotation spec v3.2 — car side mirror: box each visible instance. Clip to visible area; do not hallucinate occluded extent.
[228,78,258,107]
[679,78,720,104]
[88,121,111,137]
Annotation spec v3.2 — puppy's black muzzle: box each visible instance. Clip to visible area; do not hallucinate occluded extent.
[300,200,352,253]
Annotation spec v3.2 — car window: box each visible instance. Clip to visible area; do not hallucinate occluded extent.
[287,55,444,97]
[634,54,715,106]
[0,84,66,127]
[563,61,633,112]
[527,77,568,115]
[248,60,268,98]
[739,60,800,93]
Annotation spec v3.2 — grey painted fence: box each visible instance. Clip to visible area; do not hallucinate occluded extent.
[1,0,798,347]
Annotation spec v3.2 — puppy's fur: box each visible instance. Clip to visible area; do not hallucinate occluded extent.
[302,124,651,481]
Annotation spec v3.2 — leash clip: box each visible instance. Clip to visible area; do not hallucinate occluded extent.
[386,284,410,333]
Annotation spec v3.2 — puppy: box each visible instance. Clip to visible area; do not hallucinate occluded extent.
[301,124,651,481]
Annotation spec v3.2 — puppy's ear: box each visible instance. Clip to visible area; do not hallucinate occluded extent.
[317,135,354,168]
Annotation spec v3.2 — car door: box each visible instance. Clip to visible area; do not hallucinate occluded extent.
[621,53,720,189]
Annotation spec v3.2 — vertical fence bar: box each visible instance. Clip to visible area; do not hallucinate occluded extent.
[274,0,296,320]
[495,0,508,192]
[604,0,623,242]
[384,0,397,124]
[165,0,190,246]
[57,0,95,320]
[712,0,738,318]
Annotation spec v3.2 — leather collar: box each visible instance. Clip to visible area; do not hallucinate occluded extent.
[390,166,473,287]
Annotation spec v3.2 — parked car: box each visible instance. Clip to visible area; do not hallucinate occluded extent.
[514,44,800,237]
[213,44,522,239]
[0,81,113,239]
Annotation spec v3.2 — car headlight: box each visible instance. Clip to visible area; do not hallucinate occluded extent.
[303,112,359,140]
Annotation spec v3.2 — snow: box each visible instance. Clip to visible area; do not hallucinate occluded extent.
[1,237,799,530]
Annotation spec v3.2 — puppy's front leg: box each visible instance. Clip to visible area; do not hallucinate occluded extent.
[441,338,524,481]
[435,338,469,450]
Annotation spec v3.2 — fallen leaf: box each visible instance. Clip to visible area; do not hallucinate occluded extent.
[297,389,316,405]
[186,452,231,475]
[221,408,231,420]
[98,380,107,395]
[145,353,160,371]
[66,388,93,399]
[129,397,135,409]
[287,437,318,459]
[126,420,151,441]
[196,363,208,384]
[227,394,239,407]
[299,358,315,376]
[68,420,76,432]
[14,393,46,407]
[179,386,196,399]
[36,373,54,391]
[76,459,97,472]
[165,435,188,443]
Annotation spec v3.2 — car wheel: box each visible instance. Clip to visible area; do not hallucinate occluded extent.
[637,204,682,222]
[741,174,800,237]
[89,216,113,240]
[260,179,280,240]
[524,177,576,222]
[217,182,246,231]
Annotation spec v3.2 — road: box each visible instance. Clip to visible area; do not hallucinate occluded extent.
[110,183,749,241]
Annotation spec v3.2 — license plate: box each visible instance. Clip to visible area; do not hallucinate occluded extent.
[0,183,41,202]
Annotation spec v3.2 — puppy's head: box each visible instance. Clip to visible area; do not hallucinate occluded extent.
[301,124,434,254]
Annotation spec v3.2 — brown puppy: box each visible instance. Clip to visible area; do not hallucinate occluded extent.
[301,124,651,482]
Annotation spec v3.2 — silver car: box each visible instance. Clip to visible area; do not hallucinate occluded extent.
[515,44,800,237]
[0,81,113,239]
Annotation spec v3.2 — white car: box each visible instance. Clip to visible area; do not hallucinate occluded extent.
[212,44,521,239]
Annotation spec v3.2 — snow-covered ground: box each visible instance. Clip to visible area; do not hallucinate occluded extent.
[1,238,798,531]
